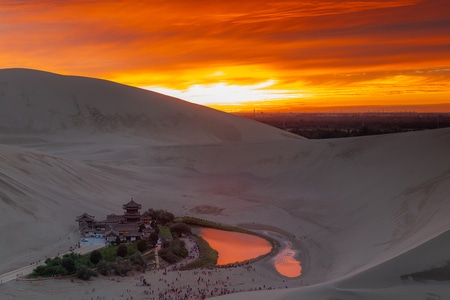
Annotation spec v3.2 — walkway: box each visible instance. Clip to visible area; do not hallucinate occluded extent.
[0,244,104,285]
[155,246,160,269]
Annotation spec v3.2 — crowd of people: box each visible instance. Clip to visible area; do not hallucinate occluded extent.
[121,235,292,300]
[74,265,291,300]
[32,235,298,300]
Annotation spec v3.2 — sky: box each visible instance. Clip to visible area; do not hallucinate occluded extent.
[1,0,450,112]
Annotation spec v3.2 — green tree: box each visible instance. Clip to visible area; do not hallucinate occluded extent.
[170,223,191,237]
[90,250,102,265]
[158,211,174,225]
[129,252,144,267]
[34,265,50,277]
[149,232,159,247]
[97,260,109,276]
[46,256,62,267]
[112,259,131,276]
[76,265,97,280]
[144,208,157,219]
[172,239,188,258]
[159,239,188,264]
[117,244,128,258]
[159,248,178,264]
[61,257,76,274]
[137,240,148,253]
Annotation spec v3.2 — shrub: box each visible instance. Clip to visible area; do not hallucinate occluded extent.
[112,260,132,276]
[145,209,174,225]
[158,211,174,225]
[97,260,109,276]
[117,244,128,258]
[172,239,188,258]
[129,252,144,267]
[159,248,179,264]
[90,250,102,265]
[137,240,148,253]
[149,232,159,247]
[46,256,62,267]
[170,223,191,237]
[51,265,68,276]
[76,265,97,280]
[100,246,119,262]
[34,265,51,277]
[62,257,76,274]
[159,239,188,264]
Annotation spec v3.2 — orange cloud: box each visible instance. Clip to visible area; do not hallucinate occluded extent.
[1,0,449,111]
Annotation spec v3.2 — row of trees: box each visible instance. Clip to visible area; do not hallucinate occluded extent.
[236,112,450,139]
[31,242,149,280]
[32,252,98,280]
[143,209,175,226]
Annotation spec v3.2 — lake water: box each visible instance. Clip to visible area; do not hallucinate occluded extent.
[198,228,302,278]
[273,241,302,278]
[198,228,272,265]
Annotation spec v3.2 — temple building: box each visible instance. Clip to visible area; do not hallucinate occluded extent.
[75,212,95,229]
[123,199,141,223]
[76,198,153,243]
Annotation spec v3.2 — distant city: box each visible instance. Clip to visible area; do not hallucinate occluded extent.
[235,112,450,139]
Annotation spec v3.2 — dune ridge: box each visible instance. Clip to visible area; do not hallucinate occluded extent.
[1,69,449,299]
[0,68,298,144]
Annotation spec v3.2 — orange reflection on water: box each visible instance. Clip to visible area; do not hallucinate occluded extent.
[199,228,272,265]
[273,242,301,278]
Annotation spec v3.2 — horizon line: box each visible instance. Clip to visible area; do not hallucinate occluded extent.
[209,103,450,114]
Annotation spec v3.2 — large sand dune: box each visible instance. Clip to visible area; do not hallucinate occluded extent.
[1,69,449,299]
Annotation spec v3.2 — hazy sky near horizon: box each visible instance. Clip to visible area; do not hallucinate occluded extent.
[1,0,450,111]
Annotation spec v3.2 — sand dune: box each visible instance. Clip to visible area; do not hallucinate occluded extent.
[1,69,449,299]
[0,68,298,145]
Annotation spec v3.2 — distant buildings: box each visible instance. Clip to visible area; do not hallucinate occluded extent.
[76,198,153,244]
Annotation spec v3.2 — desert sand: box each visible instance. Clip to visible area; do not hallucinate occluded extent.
[1,68,450,299]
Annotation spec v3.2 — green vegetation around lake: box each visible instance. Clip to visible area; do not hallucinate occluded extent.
[29,242,151,280]
[158,225,173,240]
[177,216,277,249]
[181,235,218,270]
[31,211,274,281]
[29,252,98,280]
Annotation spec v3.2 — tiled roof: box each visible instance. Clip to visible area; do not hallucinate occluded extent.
[123,198,142,210]
[76,212,95,221]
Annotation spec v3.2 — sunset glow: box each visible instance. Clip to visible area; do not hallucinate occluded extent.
[1,1,450,112]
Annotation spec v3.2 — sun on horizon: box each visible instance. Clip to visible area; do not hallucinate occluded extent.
[1,1,450,112]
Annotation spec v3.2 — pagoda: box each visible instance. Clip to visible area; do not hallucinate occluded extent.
[76,198,153,243]
[123,198,142,223]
